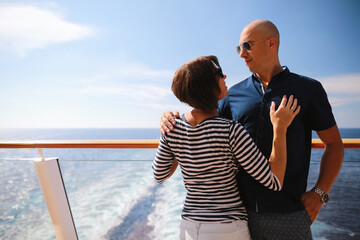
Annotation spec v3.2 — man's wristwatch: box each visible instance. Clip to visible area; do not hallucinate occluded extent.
[311,187,329,204]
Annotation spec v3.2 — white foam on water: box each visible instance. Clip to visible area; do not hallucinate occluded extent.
[312,220,356,239]
[63,161,157,240]
[0,159,158,240]
[1,148,359,239]
[148,168,186,240]
[0,161,56,239]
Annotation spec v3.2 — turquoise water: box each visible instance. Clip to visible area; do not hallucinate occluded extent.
[0,128,359,239]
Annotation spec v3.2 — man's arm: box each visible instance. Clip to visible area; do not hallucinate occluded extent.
[301,125,344,222]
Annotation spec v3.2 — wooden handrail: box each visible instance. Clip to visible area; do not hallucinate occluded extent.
[312,139,360,149]
[0,139,359,149]
[0,140,159,149]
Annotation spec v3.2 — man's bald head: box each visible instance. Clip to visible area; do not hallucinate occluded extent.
[242,19,280,49]
[239,19,282,77]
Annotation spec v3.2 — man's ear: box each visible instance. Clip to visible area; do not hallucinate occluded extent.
[268,37,277,49]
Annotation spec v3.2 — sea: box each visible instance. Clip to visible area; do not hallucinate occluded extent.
[0,128,359,240]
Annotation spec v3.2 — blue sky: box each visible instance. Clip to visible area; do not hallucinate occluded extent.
[0,0,359,128]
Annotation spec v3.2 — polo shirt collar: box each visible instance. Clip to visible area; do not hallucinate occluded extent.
[251,66,289,94]
[252,66,289,83]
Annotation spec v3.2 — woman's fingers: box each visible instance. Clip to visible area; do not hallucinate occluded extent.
[270,101,276,115]
[294,105,301,116]
[286,95,294,109]
[291,98,298,111]
[280,95,287,108]
[279,95,299,112]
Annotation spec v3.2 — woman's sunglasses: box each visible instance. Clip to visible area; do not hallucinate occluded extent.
[211,60,224,78]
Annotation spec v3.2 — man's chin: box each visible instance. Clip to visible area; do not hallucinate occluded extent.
[247,66,255,73]
[245,63,254,73]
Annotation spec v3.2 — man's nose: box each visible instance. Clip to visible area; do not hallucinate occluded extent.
[239,48,248,58]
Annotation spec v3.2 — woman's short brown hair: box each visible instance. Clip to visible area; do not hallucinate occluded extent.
[171,55,223,111]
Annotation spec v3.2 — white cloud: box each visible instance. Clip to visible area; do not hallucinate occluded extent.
[78,84,172,101]
[0,3,94,56]
[115,62,174,80]
[318,74,360,107]
[76,83,182,111]
[69,60,176,109]
[319,74,360,94]
[138,102,191,112]
[328,96,360,107]
[75,62,174,84]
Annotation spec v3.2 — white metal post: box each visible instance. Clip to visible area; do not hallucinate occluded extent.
[34,149,78,240]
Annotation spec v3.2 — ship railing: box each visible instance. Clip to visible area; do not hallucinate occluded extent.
[0,139,359,240]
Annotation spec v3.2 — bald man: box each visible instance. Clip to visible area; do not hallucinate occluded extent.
[160,20,344,239]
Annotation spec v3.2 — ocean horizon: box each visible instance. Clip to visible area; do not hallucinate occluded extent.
[0,128,359,239]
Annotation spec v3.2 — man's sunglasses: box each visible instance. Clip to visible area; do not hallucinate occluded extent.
[236,38,270,54]
[236,42,252,54]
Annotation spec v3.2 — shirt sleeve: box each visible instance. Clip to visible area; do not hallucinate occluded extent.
[218,96,233,120]
[308,81,336,131]
[152,134,175,183]
[229,122,282,191]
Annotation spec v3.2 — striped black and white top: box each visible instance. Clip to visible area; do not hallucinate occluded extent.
[152,116,281,223]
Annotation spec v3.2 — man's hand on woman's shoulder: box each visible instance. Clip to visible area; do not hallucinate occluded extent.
[160,111,180,134]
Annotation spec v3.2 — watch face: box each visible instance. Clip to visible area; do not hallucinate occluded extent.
[322,194,329,203]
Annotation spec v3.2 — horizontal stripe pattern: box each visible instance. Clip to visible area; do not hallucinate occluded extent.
[152,116,281,222]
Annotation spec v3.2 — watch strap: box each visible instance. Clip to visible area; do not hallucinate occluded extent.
[311,187,329,204]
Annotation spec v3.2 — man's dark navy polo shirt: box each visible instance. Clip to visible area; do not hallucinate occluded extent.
[218,67,336,213]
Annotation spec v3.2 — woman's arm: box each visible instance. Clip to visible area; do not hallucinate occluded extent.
[268,95,300,186]
[231,95,299,189]
[152,135,176,183]
[168,159,179,178]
